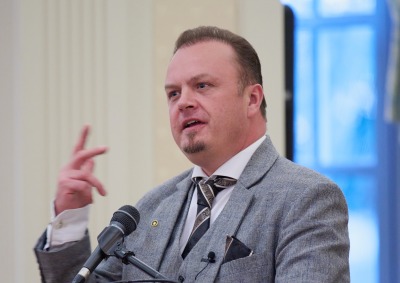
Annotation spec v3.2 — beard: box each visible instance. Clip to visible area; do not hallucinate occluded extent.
[182,132,206,154]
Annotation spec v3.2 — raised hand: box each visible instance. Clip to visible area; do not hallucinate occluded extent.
[54,125,108,215]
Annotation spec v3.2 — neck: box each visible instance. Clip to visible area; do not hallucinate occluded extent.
[200,133,265,176]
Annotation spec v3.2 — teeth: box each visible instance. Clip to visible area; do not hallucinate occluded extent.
[186,120,199,127]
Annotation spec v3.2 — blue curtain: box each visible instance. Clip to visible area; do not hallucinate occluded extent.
[386,0,400,122]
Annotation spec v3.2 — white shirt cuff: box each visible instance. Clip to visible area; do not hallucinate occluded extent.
[45,204,90,249]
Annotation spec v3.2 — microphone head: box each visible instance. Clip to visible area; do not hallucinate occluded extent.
[207,251,216,263]
[111,205,140,235]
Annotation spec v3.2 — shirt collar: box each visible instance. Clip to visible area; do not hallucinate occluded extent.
[192,135,266,181]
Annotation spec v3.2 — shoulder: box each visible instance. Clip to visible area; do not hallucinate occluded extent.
[261,156,348,215]
[271,156,335,186]
[242,136,344,202]
[248,150,346,209]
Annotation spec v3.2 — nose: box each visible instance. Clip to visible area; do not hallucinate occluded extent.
[177,88,196,110]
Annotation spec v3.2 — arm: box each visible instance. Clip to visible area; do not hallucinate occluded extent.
[34,125,111,282]
[275,183,350,283]
[34,230,124,283]
[34,231,92,283]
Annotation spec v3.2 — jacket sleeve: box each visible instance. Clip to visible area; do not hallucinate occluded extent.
[34,230,123,283]
[34,230,91,283]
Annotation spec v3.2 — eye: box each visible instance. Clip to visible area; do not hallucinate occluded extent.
[167,90,180,99]
[197,82,208,89]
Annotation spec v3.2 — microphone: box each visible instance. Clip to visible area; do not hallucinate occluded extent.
[72,205,140,283]
[207,251,216,263]
[196,251,216,280]
[201,251,216,263]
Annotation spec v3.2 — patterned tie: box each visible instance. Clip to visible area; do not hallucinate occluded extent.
[182,175,237,259]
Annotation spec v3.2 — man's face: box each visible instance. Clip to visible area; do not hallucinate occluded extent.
[165,41,252,174]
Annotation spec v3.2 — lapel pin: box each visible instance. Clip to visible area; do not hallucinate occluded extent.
[151,220,159,227]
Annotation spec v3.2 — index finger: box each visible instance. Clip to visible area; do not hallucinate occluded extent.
[73,125,90,155]
[68,146,108,170]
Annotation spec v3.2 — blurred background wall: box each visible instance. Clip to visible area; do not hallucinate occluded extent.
[0,0,285,282]
[281,1,400,282]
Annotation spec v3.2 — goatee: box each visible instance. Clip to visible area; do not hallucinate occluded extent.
[182,132,205,154]
[183,142,206,154]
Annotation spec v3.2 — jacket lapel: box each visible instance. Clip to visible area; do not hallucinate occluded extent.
[132,175,194,271]
[216,136,279,240]
[238,135,279,189]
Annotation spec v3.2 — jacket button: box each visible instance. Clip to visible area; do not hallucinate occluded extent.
[178,275,185,282]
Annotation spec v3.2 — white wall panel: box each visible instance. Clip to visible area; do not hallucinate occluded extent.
[238,0,286,154]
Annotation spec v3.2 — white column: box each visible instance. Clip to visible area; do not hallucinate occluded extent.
[0,0,154,281]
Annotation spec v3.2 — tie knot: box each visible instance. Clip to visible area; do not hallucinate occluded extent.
[209,175,237,189]
[193,175,237,205]
[193,175,237,190]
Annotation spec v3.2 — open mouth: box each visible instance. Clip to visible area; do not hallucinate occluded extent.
[184,120,203,129]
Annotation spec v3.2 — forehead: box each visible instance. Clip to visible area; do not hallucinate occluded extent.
[165,41,240,83]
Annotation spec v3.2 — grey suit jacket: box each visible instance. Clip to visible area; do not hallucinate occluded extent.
[35,136,350,282]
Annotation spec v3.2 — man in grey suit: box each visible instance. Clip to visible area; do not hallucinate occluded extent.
[35,26,350,282]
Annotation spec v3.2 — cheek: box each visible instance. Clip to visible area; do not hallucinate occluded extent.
[168,109,179,134]
[170,119,179,136]
[219,104,247,131]
[168,104,177,123]
[170,123,181,145]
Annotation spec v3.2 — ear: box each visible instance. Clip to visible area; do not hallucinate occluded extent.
[246,84,264,118]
